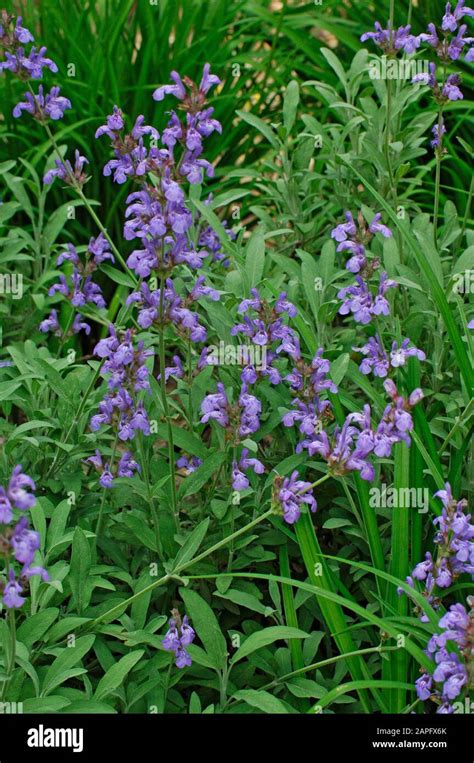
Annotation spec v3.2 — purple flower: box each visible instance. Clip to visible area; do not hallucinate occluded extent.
[2,569,25,609]
[416,673,433,701]
[7,465,36,510]
[354,335,389,378]
[331,211,357,242]
[442,1,474,32]
[39,309,60,335]
[95,106,125,139]
[11,517,40,566]
[162,611,195,668]
[361,23,420,55]
[369,213,392,238]
[13,85,71,121]
[390,339,426,368]
[0,465,48,608]
[232,448,265,490]
[176,455,202,473]
[72,314,91,336]
[117,451,140,478]
[44,149,89,187]
[338,273,396,325]
[153,71,187,102]
[431,120,446,149]
[273,471,317,524]
[0,45,58,79]
[443,73,464,100]
[88,233,114,264]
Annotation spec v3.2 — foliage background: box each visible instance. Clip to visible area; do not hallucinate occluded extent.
[0,0,472,715]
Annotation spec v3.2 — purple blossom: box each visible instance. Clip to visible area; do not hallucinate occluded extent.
[353,335,389,378]
[443,73,464,100]
[3,569,25,609]
[338,273,397,325]
[162,611,195,668]
[231,448,265,490]
[117,451,141,478]
[369,213,393,238]
[0,465,48,609]
[176,455,202,473]
[39,309,60,335]
[44,149,89,187]
[360,23,420,55]
[442,1,474,32]
[273,471,317,525]
[87,233,114,264]
[13,85,71,121]
[431,120,446,149]
[0,45,57,79]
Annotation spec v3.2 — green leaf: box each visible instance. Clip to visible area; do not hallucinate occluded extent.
[94,650,145,701]
[173,518,210,571]
[231,626,308,664]
[177,451,226,499]
[16,608,59,650]
[283,80,300,134]
[69,527,92,614]
[236,110,279,149]
[245,228,265,287]
[180,588,227,671]
[233,689,288,713]
[41,635,95,696]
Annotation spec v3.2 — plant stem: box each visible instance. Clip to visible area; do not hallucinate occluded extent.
[27,83,134,282]
[94,432,119,548]
[85,508,274,630]
[433,63,447,244]
[158,276,179,532]
[299,471,331,495]
[45,364,102,479]
[227,445,237,572]
[1,608,16,702]
[137,432,164,560]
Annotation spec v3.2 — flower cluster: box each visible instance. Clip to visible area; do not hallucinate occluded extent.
[97,66,222,284]
[404,483,474,618]
[40,234,112,336]
[88,326,151,486]
[200,382,262,442]
[0,13,92,187]
[86,449,140,489]
[361,22,421,55]
[272,471,317,525]
[0,11,57,81]
[230,288,298,384]
[416,598,473,713]
[354,335,426,378]
[418,2,474,63]
[294,381,422,482]
[0,466,49,609]
[412,3,474,150]
[232,448,265,491]
[126,278,217,340]
[162,609,195,668]
[43,149,89,188]
[331,211,397,325]
[94,66,230,498]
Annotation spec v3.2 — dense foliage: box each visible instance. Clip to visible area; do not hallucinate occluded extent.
[0,0,472,716]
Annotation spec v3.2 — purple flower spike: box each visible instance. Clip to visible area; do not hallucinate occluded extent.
[273,471,317,525]
[162,610,195,668]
